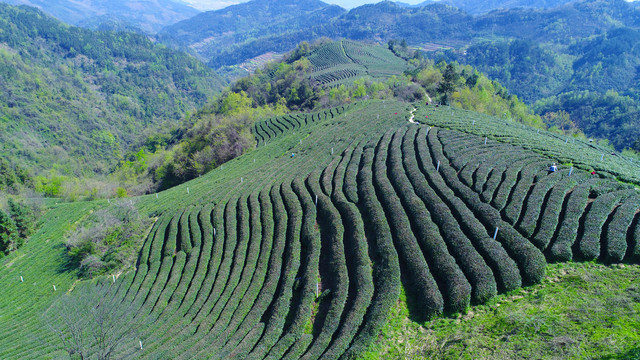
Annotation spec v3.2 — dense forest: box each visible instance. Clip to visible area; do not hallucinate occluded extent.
[0,3,225,199]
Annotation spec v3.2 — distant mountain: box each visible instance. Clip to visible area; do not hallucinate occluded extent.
[0,0,199,33]
[401,0,579,14]
[158,0,346,67]
[164,0,638,68]
[0,3,225,176]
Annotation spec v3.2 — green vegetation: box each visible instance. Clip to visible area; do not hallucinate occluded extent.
[361,263,640,360]
[2,96,639,358]
[3,0,199,33]
[0,3,225,198]
[63,201,153,278]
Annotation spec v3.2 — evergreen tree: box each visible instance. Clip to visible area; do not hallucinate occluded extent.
[0,209,17,255]
[437,63,459,105]
[8,199,34,239]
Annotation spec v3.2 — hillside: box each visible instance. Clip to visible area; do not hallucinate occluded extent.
[0,0,199,33]
[0,3,225,179]
[159,0,640,150]
[403,0,579,14]
[157,0,346,68]
[1,96,640,358]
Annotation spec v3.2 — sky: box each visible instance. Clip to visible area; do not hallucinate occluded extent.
[177,0,428,11]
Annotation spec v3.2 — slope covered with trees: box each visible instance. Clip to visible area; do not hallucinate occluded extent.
[0,0,199,33]
[0,3,225,184]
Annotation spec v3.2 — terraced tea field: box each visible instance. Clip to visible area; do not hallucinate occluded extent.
[307,41,409,87]
[1,100,639,359]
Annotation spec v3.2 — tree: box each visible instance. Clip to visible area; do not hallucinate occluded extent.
[437,63,459,105]
[44,283,140,359]
[0,209,17,255]
[8,198,35,239]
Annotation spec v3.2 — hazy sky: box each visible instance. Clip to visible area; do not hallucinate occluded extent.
[178,0,428,11]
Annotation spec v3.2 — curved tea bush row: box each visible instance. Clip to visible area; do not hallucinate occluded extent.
[253,105,351,146]
[436,128,640,266]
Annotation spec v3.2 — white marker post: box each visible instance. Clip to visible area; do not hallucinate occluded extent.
[139,341,143,350]
[316,281,319,298]
[108,199,110,204]
[493,227,499,240]
[436,161,440,172]
[601,154,605,161]
[53,285,56,292]
[254,159,256,163]
[315,195,318,206]
[472,120,475,126]
[241,178,243,183]
[156,193,158,199]
[565,138,568,144]
[331,148,334,155]
[484,137,488,145]
[113,275,116,283]
[20,276,23,283]
[214,228,216,236]
[569,167,573,176]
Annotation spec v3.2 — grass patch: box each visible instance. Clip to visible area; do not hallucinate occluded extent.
[360,263,640,359]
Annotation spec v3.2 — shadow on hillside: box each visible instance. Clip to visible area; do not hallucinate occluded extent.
[54,243,76,274]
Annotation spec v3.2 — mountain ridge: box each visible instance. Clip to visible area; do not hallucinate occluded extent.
[0,0,200,33]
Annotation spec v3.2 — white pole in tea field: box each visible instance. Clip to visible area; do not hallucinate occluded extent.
[472,120,475,126]
[187,187,190,194]
[315,195,318,206]
[53,285,56,292]
[113,275,116,283]
[331,148,334,155]
[436,161,440,172]
[214,228,216,236]
[601,154,605,161]
[484,137,488,145]
[493,227,499,240]
[20,276,23,283]
[569,167,573,176]
[108,199,110,204]
[241,178,243,183]
[139,340,143,350]
[254,159,256,163]
[316,281,319,298]
[156,193,158,199]
[565,138,568,143]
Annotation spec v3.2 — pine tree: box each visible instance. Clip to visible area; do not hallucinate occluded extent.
[0,209,17,254]
[437,63,459,105]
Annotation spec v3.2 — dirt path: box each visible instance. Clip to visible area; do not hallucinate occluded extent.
[408,108,417,124]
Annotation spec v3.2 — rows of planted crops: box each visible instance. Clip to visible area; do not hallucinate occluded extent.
[1,100,638,359]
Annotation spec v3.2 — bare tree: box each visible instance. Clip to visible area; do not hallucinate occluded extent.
[44,281,140,359]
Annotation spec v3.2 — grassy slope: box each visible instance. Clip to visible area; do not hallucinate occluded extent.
[1,100,639,358]
[362,263,640,359]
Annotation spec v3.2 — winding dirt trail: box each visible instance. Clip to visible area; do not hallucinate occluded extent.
[408,108,417,124]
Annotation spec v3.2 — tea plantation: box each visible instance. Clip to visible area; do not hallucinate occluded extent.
[1,100,639,359]
[306,41,409,87]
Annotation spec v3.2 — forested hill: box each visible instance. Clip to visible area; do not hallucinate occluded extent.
[163,0,638,68]
[401,0,579,14]
[157,0,346,68]
[0,3,225,177]
[0,0,199,33]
